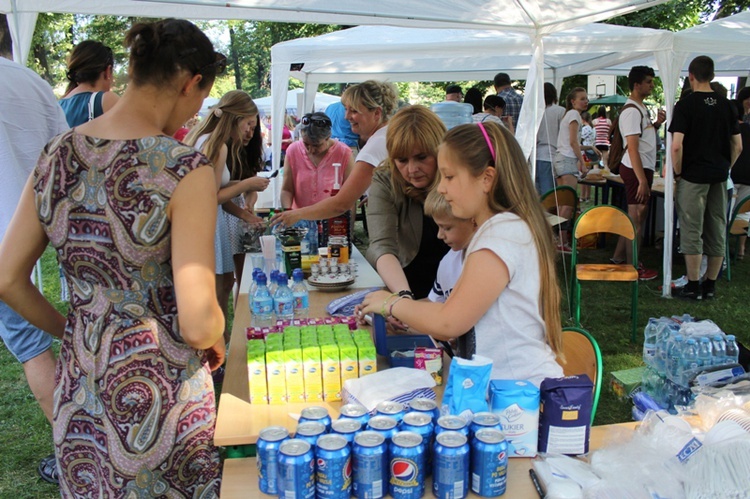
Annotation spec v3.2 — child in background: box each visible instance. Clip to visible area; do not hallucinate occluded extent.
[359,122,564,386]
[423,189,476,303]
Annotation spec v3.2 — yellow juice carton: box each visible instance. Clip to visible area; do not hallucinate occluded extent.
[320,341,342,402]
[247,340,267,404]
[302,343,323,402]
[265,337,287,405]
[284,341,306,403]
[338,339,359,386]
[353,330,377,376]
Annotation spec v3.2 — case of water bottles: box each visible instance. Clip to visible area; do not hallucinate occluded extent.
[639,314,744,414]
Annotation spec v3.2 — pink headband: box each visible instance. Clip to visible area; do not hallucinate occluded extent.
[477,122,496,162]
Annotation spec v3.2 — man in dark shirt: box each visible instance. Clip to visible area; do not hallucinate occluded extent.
[669,55,742,300]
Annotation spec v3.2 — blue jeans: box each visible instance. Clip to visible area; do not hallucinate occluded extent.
[535,160,555,196]
[0,300,53,363]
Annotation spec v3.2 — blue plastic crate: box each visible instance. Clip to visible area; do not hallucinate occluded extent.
[386,335,436,367]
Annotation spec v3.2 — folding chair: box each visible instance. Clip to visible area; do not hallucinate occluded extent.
[540,185,579,225]
[725,194,750,282]
[571,205,639,342]
[560,327,603,424]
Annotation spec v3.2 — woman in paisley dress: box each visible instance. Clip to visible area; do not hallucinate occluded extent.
[0,18,226,497]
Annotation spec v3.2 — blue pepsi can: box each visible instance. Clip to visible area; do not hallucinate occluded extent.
[408,397,440,422]
[433,431,470,498]
[277,438,315,499]
[331,418,362,444]
[256,426,289,494]
[299,406,332,432]
[376,400,407,423]
[366,415,399,444]
[295,421,327,448]
[471,428,508,497]
[400,412,434,476]
[339,403,371,426]
[469,412,502,441]
[352,431,388,499]
[389,431,425,499]
[435,415,469,438]
[315,434,352,499]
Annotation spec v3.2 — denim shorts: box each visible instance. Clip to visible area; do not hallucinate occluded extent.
[0,300,53,363]
[554,154,578,178]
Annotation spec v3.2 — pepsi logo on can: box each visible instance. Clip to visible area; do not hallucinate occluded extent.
[471,428,508,497]
[315,434,352,499]
[400,411,435,477]
[376,400,407,423]
[389,431,425,499]
[277,439,315,499]
[433,431,470,499]
[256,426,290,495]
[352,431,388,499]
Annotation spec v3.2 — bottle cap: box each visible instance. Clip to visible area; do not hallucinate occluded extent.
[278,272,288,282]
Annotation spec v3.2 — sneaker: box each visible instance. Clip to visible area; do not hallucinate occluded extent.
[37,453,59,485]
[675,286,702,301]
[702,281,716,300]
[637,264,657,281]
[609,257,625,265]
[556,242,573,254]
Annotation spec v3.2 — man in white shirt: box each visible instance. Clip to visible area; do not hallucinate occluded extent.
[610,66,665,281]
[0,17,69,484]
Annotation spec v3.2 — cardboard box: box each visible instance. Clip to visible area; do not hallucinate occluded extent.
[609,366,647,400]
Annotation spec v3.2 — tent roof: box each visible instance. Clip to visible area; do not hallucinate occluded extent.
[272,23,674,85]
[0,0,671,34]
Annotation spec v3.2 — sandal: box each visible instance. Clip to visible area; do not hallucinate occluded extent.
[37,453,59,485]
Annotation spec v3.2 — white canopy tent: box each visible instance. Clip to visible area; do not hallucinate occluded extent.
[252,88,340,117]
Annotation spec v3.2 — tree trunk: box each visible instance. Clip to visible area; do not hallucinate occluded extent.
[33,44,53,84]
[229,27,242,90]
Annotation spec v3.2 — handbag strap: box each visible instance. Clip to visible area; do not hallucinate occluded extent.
[87,92,101,121]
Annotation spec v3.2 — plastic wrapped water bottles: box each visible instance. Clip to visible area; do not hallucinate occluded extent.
[725,335,740,364]
[251,273,274,327]
[680,338,699,386]
[273,272,294,320]
[710,334,727,366]
[643,318,658,367]
[697,337,712,368]
[666,334,685,383]
[291,268,309,319]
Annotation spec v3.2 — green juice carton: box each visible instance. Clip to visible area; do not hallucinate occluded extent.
[338,338,360,386]
[321,341,342,402]
[247,340,268,404]
[284,341,306,403]
[353,330,377,376]
[265,340,287,405]
[302,343,323,402]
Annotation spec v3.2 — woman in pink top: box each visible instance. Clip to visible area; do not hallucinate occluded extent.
[593,106,612,166]
[280,112,354,209]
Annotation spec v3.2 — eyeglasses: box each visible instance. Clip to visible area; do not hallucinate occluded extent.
[301,115,332,128]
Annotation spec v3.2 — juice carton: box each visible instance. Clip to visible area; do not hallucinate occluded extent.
[353,330,377,376]
[265,341,287,405]
[317,325,334,336]
[302,343,323,402]
[247,340,268,404]
[338,338,359,386]
[320,341,342,401]
[284,341,306,403]
[333,324,351,335]
[415,347,443,385]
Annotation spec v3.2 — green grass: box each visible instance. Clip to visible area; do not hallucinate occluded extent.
[1,225,748,493]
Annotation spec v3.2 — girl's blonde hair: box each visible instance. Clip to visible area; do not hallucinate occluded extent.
[185,89,258,175]
[424,189,457,220]
[440,122,563,355]
[565,87,587,112]
[341,80,399,124]
[384,105,446,202]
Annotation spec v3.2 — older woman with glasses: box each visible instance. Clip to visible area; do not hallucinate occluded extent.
[280,112,355,210]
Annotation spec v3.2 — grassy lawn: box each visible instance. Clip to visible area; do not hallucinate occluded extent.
[1,224,748,494]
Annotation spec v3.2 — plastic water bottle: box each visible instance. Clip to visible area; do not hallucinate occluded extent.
[667,334,685,383]
[248,268,263,298]
[655,323,676,376]
[697,337,712,368]
[680,338,699,386]
[725,335,740,364]
[268,269,280,297]
[643,318,658,368]
[251,273,274,327]
[291,268,309,319]
[711,334,727,366]
[273,272,294,320]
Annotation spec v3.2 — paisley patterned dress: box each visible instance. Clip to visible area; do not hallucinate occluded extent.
[34,130,221,498]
